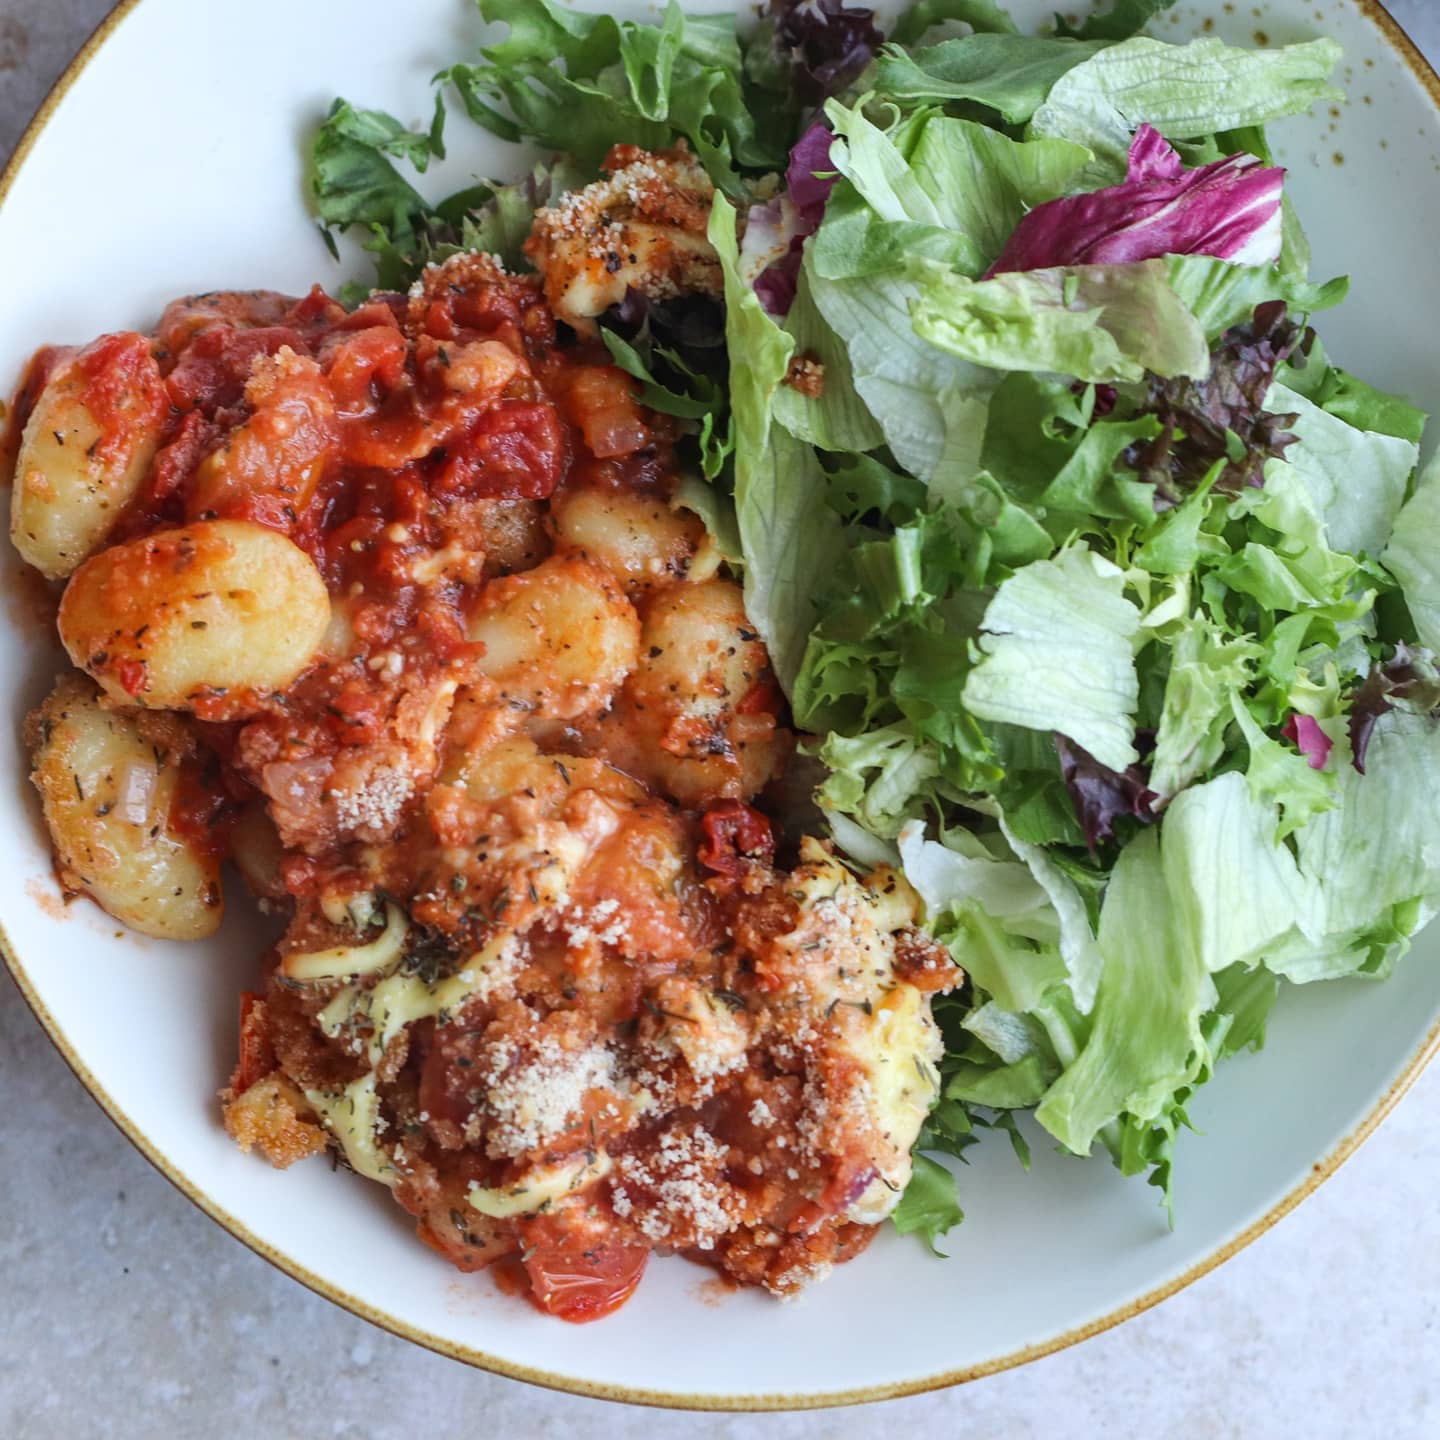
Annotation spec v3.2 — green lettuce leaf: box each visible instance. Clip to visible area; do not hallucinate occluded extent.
[873,35,1108,124]
[1382,453,1440,652]
[891,0,1018,45]
[893,1152,966,1254]
[997,812,1105,1012]
[310,85,588,294]
[1294,711,1440,942]
[771,265,885,453]
[912,261,1210,384]
[808,261,990,479]
[442,0,780,193]
[1310,367,1428,443]
[309,99,439,264]
[962,546,1141,771]
[898,820,1054,930]
[1035,828,1216,1155]
[1164,255,1349,338]
[1055,0,1179,42]
[1028,36,1344,185]
[1161,770,1316,974]
[1267,381,1419,559]
[710,196,846,692]
[817,105,1093,281]
[806,105,1089,476]
[671,475,742,563]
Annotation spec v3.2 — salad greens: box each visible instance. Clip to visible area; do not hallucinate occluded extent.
[309,0,1440,1253]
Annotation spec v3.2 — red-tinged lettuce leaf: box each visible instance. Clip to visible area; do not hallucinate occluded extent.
[768,0,885,104]
[1054,733,1157,849]
[1282,713,1333,770]
[987,124,1284,275]
[1124,300,1311,505]
[1348,645,1440,774]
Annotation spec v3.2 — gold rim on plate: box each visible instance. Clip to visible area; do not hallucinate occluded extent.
[2,0,1439,1411]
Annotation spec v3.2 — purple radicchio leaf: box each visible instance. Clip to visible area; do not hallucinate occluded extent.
[1126,123,1186,183]
[753,255,803,315]
[771,0,885,104]
[740,196,803,315]
[1348,644,1440,774]
[786,121,838,227]
[745,123,839,316]
[1054,733,1157,850]
[1282,713,1333,770]
[987,124,1285,276]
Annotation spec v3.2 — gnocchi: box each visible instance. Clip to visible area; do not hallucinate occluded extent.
[10,333,167,579]
[27,673,222,940]
[525,145,721,327]
[594,578,788,804]
[466,553,640,720]
[628,579,770,738]
[7,255,956,1321]
[551,486,703,592]
[58,518,330,708]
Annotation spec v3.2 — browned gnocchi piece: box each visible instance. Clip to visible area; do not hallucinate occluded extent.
[57,518,330,709]
[592,577,788,804]
[550,486,704,592]
[628,577,771,741]
[10,333,167,579]
[27,673,222,939]
[466,553,639,720]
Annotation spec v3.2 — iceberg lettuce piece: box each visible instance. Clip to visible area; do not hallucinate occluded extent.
[962,547,1141,771]
[912,261,1210,384]
[1029,35,1343,186]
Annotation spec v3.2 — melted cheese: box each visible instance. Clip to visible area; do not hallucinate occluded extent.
[779,841,942,1224]
[467,1151,612,1219]
[283,902,408,982]
[317,929,524,1064]
[843,985,943,1224]
[303,1073,400,1188]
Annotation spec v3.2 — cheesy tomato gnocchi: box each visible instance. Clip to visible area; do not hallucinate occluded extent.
[8,177,958,1320]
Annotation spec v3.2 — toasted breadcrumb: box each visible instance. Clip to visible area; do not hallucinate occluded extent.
[222,1075,329,1169]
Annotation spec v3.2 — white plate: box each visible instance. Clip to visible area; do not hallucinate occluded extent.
[2,0,1438,1410]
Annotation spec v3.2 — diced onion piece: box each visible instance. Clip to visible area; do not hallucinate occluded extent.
[115,757,159,826]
